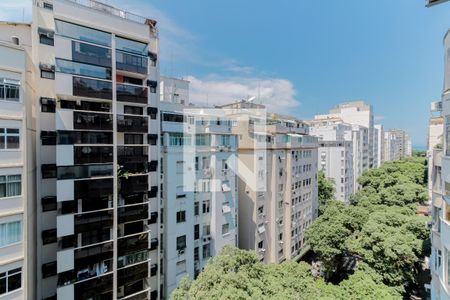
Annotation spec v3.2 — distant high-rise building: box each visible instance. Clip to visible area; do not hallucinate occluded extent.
[383,129,411,162]
[374,124,384,168]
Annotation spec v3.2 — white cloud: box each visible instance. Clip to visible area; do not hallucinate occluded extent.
[186,75,300,114]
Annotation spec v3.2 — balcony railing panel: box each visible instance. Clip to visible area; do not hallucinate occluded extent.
[117,83,148,104]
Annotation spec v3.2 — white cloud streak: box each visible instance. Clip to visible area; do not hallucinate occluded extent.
[186,75,300,114]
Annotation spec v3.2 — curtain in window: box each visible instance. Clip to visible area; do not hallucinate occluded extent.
[0,221,21,247]
[7,175,21,197]
[0,176,5,198]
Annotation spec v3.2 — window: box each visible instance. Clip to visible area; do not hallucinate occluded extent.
[42,229,56,245]
[124,134,143,145]
[42,261,57,278]
[41,131,56,145]
[38,27,54,46]
[42,196,57,212]
[40,97,56,113]
[222,223,229,235]
[194,202,199,216]
[195,134,210,146]
[0,221,21,247]
[202,200,210,214]
[220,135,231,146]
[176,260,186,275]
[0,129,19,149]
[0,78,20,102]
[176,161,184,174]
[202,244,211,259]
[55,19,111,47]
[203,225,210,236]
[43,2,53,9]
[195,156,199,171]
[41,164,56,179]
[0,175,21,198]
[176,211,186,223]
[0,267,22,295]
[124,105,143,115]
[56,58,111,80]
[194,247,199,261]
[194,224,200,240]
[176,235,186,251]
[258,240,264,249]
[40,64,55,80]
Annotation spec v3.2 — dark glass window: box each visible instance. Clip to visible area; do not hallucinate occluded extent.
[41,70,55,80]
[74,146,113,164]
[124,106,143,115]
[41,164,56,179]
[42,261,57,278]
[56,59,111,80]
[55,20,111,47]
[72,41,111,67]
[176,211,186,223]
[0,128,19,149]
[39,28,54,46]
[194,202,199,216]
[124,134,143,145]
[116,37,148,55]
[74,111,113,130]
[117,84,148,104]
[60,100,111,112]
[57,164,113,180]
[162,113,184,123]
[194,224,199,240]
[42,196,57,212]
[73,77,112,100]
[176,235,186,251]
[41,131,56,145]
[57,131,113,145]
[42,229,57,245]
[0,268,22,295]
[116,51,147,74]
[40,97,56,113]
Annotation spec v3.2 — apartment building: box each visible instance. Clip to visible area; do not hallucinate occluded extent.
[428,103,444,199]
[309,120,354,202]
[374,124,384,168]
[160,78,238,297]
[0,23,35,300]
[218,101,318,263]
[383,129,411,162]
[320,101,375,168]
[28,0,161,299]
[428,25,450,300]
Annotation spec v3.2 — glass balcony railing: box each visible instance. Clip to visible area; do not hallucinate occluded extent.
[73,111,113,131]
[117,83,148,104]
[118,233,149,257]
[73,76,112,100]
[117,115,148,133]
[116,50,148,74]
[120,175,148,194]
[118,146,148,163]
[118,204,149,224]
[117,261,148,286]
[74,146,113,164]
[118,250,149,269]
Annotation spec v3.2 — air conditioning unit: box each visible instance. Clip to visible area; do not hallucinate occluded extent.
[259,248,266,253]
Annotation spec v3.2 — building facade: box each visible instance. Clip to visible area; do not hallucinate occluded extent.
[374,124,384,168]
[0,23,35,300]
[160,78,238,297]
[309,120,354,202]
[31,0,161,299]
[383,129,412,162]
[219,101,319,264]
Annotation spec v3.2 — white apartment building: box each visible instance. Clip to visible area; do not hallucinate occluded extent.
[0,23,35,300]
[309,120,354,202]
[24,1,161,299]
[318,101,375,168]
[428,104,444,200]
[383,129,411,162]
[374,124,384,168]
[160,78,238,297]
[429,27,450,300]
[219,101,319,264]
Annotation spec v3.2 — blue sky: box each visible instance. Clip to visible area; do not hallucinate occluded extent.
[3,0,450,146]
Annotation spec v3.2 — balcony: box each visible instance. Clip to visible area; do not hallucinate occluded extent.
[74,146,113,164]
[74,259,112,283]
[73,273,113,300]
[118,146,148,163]
[118,233,149,256]
[72,40,112,68]
[74,111,113,131]
[118,261,148,285]
[121,162,148,174]
[75,242,113,262]
[117,115,148,133]
[120,175,148,194]
[75,210,113,235]
[117,83,148,104]
[119,192,148,206]
[73,76,112,100]
[118,250,149,269]
[148,186,158,199]
[116,50,148,74]
[118,204,149,224]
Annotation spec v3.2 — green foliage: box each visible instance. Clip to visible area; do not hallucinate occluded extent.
[306,158,430,296]
[172,246,401,300]
[318,170,335,213]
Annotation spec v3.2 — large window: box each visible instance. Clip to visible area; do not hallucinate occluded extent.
[176,235,186,251]
[0,267,22,295]
[116,37,148,56]
[73,77,112,100]
[195,134,210,146]
[0,129,19,149]
[55,20,111,47]
[0,221,22,247]
[0,78,20,102]
[176,211,186,223]
[56,59,111,80]
[72,41,111,68]
[0,175,21,198]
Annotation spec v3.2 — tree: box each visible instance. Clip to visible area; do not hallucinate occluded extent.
[318,170,335,213]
